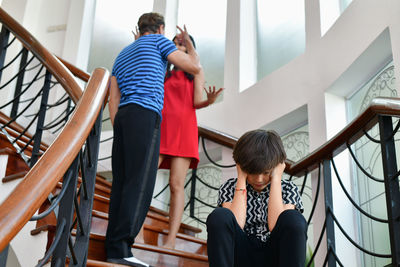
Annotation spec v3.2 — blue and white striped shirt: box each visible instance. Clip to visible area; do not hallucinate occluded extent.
[112,34,177,116]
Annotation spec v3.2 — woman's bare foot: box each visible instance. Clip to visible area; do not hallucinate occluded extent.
[162,237,176,249]
[135,226,145,243]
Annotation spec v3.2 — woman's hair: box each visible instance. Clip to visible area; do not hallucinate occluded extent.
[233,129,286,174]
[138,12,165,35]
[165,35,196,82]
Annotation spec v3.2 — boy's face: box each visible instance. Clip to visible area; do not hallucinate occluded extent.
[247,170,272,193]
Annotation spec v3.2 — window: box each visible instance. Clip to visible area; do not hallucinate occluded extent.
[177,0,227,90]
[256,0,305,80]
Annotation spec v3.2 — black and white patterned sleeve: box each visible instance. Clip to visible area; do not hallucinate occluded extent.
[217,178,237,207]
[281,180,304,213]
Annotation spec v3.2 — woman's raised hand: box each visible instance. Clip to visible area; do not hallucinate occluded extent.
[204,86,224,105]
[132,26,140,40]
[176,25,192,47]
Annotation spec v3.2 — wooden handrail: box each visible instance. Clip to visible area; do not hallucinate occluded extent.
[198,125,237,149]
[199,97,400,177]
[287,97,400,176]
[0,8,82,103]
[57,57,90,83]
[0,68,110,252]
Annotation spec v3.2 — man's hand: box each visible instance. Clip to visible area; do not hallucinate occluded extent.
[271,162,286,181]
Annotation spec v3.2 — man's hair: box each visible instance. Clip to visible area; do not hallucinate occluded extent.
[137,12,165,35]
[233,129,286,174]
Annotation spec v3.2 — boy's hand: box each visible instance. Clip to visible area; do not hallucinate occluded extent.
[271,162,286,181]
[236,164,247,183]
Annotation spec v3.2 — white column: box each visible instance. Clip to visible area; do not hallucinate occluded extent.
[153,0,178,39]
[304,0,322,50]
[239,0,257,91]
[63,0,96,70]
[389,0,400,95]
[307,93,328,267]
[223,0,240,100]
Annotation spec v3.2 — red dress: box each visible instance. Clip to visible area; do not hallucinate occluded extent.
[159,70,199,169]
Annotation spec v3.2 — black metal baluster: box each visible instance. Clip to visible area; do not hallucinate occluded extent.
[0,245,8,267]
[51,155,80,266]
[378,115,400,265]
[65,98,72,123]
[323,159,336,267]
[0,26,10,82]
[69,110,103,267]
[10,48,28,118]
[190,168,197,218]
[30,70,51,167]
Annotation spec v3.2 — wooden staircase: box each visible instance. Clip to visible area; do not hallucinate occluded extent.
[1,121,209,266]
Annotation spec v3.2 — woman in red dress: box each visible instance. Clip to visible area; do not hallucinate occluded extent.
[158,34,223,248]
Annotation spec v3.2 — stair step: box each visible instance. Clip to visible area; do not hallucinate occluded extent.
[91,194,201,236]
[0,147,29,179]
[86,259,126,266]
[86,232,208,267]
[142,224,207,255]
[89,210,206,255]
[90,210,204,245]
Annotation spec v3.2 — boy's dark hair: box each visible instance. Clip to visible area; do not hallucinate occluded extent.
[138,12,165,35]
[233,129,286,174]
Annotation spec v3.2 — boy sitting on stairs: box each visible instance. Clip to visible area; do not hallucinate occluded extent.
[206,129,307,267]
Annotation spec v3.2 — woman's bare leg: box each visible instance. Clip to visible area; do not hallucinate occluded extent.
[135,155,166,244]
[163,157,191,249]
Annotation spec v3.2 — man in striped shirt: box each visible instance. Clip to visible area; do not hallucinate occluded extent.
[106,12,201,267]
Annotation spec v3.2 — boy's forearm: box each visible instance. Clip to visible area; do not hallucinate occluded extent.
[229,179,247,229]
[267,178,285,231]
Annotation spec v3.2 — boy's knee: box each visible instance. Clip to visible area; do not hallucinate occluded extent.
[206,207,235,231]
[277,209,307,234]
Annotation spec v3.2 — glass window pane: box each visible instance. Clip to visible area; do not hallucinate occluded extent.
[320,0,354,36]
[256,0,305,80]
[87,0,153,72]
[177,0,227,89]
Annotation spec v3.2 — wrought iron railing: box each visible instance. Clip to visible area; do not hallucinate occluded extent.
[150,100,400,266]
[0,7,109,267]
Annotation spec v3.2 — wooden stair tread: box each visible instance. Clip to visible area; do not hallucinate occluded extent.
[91,194,201,234]
[86,259,128,267]
[88,232,208,262]
[0,147,29,179]
[2,170,28,183]
[90,209,202,238]
[143,224,206,245]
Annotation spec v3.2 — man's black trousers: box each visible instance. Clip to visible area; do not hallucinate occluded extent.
[105,104,161,259]
[207,207,308,267]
